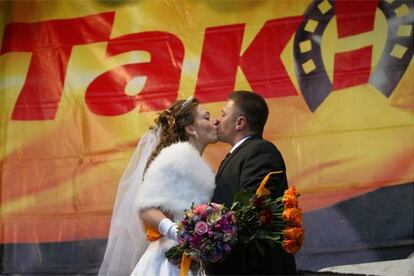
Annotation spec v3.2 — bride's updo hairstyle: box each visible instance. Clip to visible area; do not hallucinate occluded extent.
[145,97,199,171]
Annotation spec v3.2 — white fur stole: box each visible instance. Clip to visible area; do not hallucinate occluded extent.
[135,142,215,220]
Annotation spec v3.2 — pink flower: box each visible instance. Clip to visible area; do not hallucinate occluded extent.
[165,202,237,266]
[194,204,208,215]
[195,221,209,235]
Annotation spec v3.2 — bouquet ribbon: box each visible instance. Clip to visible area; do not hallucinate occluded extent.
[180,254,191,276]
[145,224,161,241]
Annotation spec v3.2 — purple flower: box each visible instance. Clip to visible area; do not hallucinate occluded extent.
[195,221,209,235]
[165,202,237,265]
[189,235,202,248]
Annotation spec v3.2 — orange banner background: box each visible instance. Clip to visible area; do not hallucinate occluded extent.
[0,0,413,251]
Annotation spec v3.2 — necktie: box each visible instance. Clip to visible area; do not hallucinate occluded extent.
[217,152,231,174]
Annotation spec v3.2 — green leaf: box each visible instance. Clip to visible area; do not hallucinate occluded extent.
[233,190,251,204]
[254,239,265,255]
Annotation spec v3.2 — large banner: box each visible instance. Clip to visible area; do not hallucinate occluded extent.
[1,0,413,274]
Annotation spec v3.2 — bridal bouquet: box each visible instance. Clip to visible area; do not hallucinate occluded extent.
[165,202,237,271]
[231,171,304,255]
[166,172,304,275]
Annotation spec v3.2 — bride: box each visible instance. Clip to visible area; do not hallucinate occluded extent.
[98,97,218,276]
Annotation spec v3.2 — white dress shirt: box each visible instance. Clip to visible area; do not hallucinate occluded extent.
[230,136,252,154]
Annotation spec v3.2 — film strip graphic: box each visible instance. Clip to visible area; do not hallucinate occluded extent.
[294,0,413,112]
[370,0,414,97]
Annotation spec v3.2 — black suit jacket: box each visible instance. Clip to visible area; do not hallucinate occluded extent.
[208,136,296,275]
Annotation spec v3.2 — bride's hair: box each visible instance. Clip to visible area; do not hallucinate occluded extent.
[145,97,199,171]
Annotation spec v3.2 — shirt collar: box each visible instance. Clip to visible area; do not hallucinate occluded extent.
[230,136,251,153]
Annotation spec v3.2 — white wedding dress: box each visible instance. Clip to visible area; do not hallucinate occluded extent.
[98,133,215,276]
[130,142,215,275]
[130,237,180,275]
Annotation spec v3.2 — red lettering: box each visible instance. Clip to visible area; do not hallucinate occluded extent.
[335,0,378,38]
[332,0,377,90]
[332,46,373,91]
[1,12,115,120]
[195,16,302,103]
[194,24,245,103]
[85,32,184,115]
[239,16,302,99]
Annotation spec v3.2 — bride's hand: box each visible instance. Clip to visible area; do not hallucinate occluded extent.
[140,208,178,241]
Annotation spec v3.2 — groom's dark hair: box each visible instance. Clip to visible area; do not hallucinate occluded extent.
[228,90,269,135]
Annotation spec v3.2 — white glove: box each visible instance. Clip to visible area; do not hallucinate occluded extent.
[158,218,178,241]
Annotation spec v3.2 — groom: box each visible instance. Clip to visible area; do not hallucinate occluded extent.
[208,91,296,275]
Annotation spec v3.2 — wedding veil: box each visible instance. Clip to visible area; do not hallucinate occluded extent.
[98,127,161,276]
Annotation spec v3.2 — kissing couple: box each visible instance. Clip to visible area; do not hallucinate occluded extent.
[99,91,296,276]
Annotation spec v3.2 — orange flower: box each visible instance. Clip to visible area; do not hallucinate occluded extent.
[282,227,304,254]
[284,186,296,195]
[256,187,271,197]
[284,186,299,198]
[256,171,282,197]
[283,187,300,208]
[282,207,303,226]
[283,193,298,208]
[283,227,304,241]
[283,239,302,254]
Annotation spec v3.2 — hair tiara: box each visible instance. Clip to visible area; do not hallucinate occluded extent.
[178,96,194,111]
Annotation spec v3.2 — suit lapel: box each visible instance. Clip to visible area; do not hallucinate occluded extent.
[216,152,233,179]
[215,135,262,180]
